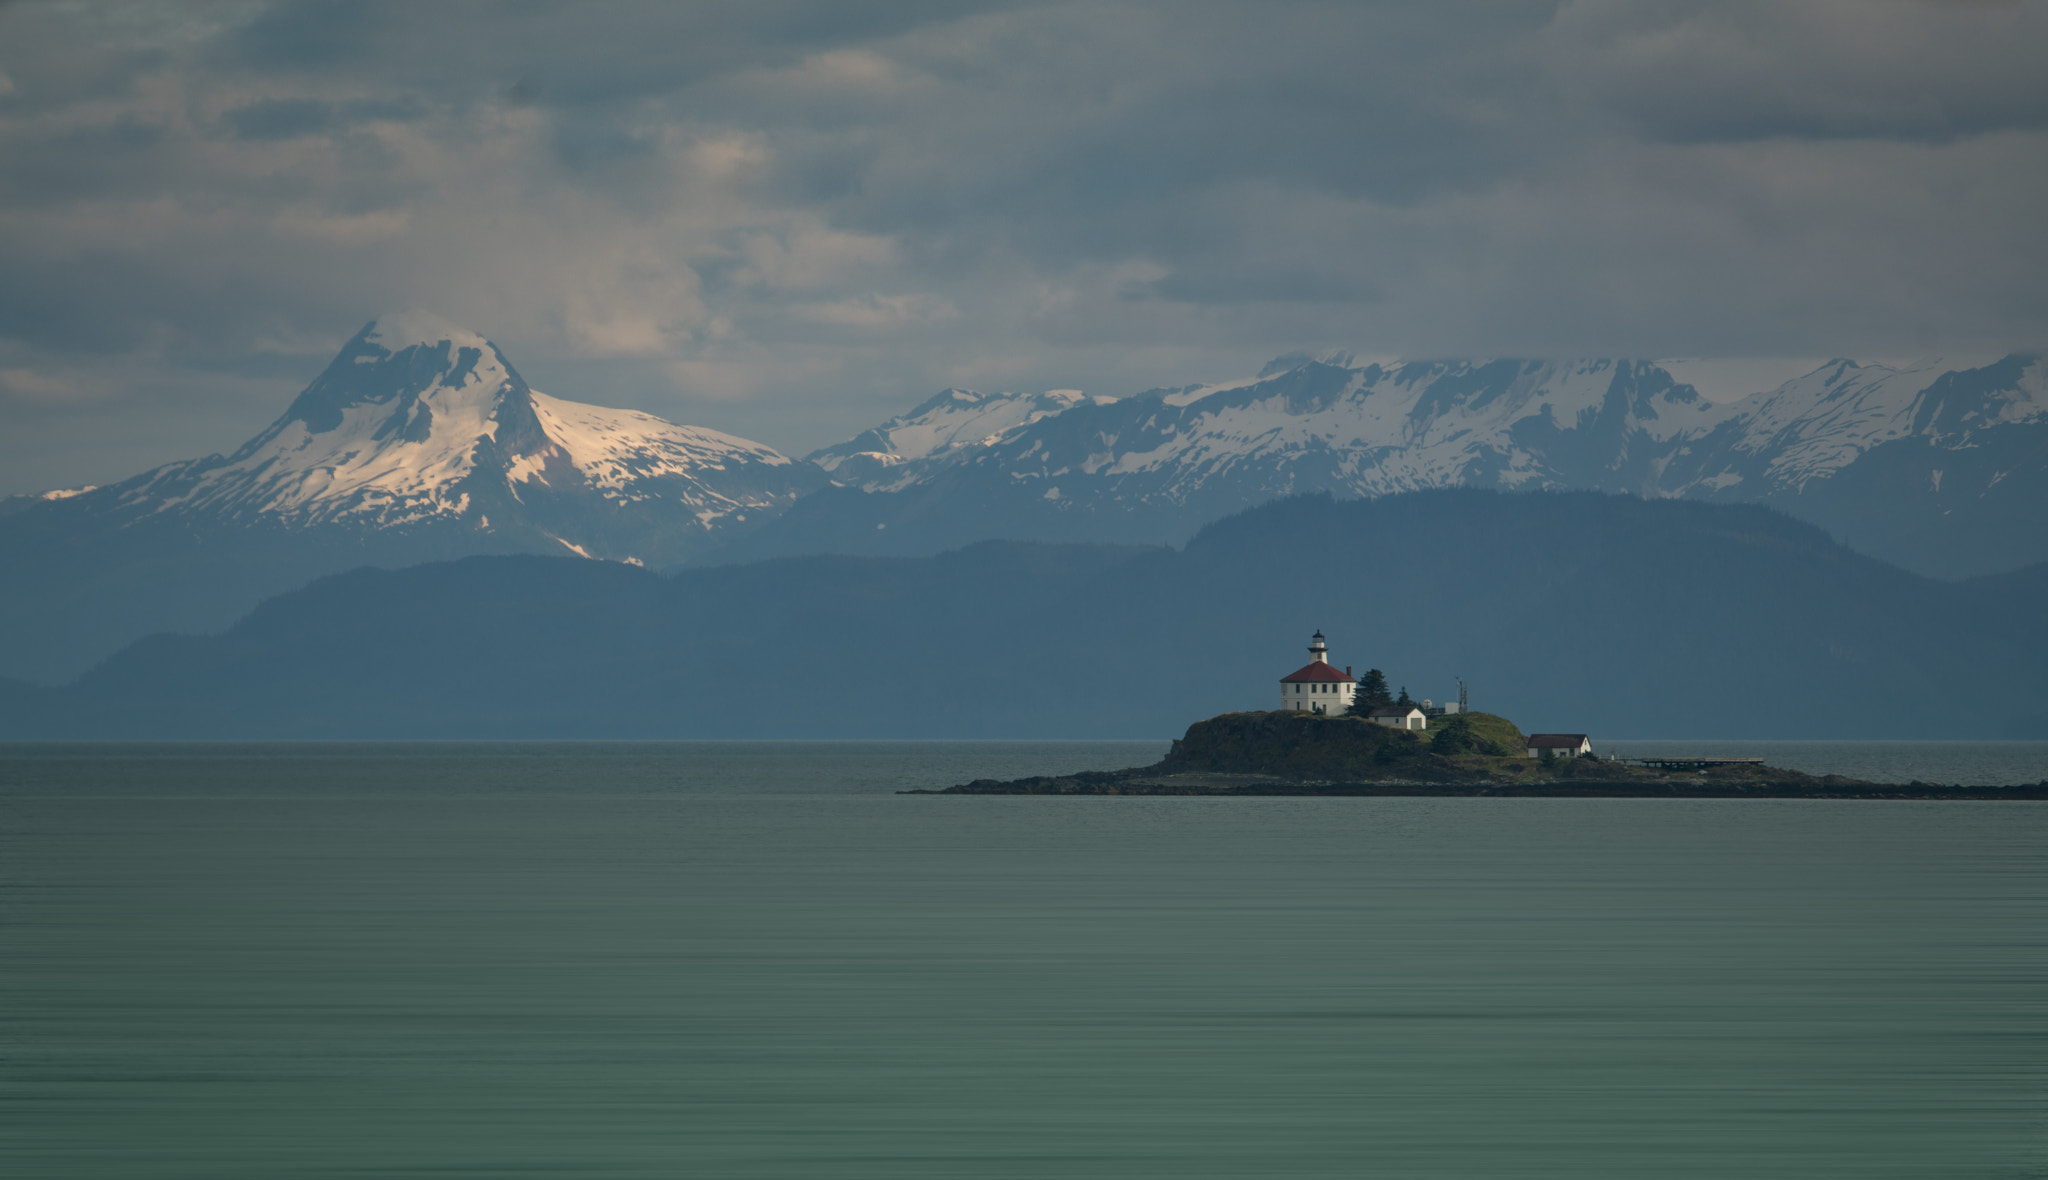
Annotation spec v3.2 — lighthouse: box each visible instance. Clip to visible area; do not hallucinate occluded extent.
[1279,630,1357,713]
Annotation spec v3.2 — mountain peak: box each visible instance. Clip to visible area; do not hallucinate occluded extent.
[358,311,491,356]
[1257,350,1356,379]
[84,318,819,553]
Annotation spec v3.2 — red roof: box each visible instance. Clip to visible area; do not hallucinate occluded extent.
[1281,661,1355,683]
[1526,734,1590,747]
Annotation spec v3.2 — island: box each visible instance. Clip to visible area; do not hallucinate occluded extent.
[908,710,2048,799]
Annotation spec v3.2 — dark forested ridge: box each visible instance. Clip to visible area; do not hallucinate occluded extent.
[7,490,2044,739]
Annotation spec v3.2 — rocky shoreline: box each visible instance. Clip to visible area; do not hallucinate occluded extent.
[910,770,2048,799]
[907,711,2048,799]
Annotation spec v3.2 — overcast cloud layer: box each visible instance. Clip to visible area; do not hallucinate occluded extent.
[2,0,2045,494]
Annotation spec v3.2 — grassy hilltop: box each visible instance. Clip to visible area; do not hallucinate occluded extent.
[1161,709,1533,781]
[1152,709,1674,785]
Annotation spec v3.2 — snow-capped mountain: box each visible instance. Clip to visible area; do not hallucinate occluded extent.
[0,315,823,683]
[1663,354,2047,492]
[98,314,821,557]
[808,357,1730,506]
[809,352,2047,505]
[806,386,1114,492]
[793,356,1728,526]
[750,351,2045,577]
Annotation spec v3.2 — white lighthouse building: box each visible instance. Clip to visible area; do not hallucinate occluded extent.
[1279,630,1357,714]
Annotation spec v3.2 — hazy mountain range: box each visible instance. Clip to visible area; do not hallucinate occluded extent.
[1,316,2042,684]
[7,492,2043,740]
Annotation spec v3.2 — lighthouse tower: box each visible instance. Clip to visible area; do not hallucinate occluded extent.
[1279,630,1357,714]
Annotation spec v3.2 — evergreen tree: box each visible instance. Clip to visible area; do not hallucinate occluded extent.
[1396,685,1413,708]
[1354,668,1391,706]
[1433,713,1475,755]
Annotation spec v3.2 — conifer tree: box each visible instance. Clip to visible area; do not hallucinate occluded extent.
[1396,685,1413,708]
[1433,713,1475,755]
[1354,668,1391,706]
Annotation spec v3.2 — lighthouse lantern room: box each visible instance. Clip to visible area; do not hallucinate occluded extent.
[1279,630,1358,714]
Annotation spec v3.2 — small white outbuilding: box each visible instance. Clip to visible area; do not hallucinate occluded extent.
[1366,704,1428,731]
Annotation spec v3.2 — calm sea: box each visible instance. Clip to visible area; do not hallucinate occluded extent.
[4,741,2045,1178]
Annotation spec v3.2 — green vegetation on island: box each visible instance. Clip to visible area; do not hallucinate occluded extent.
[1154,709,1529,781]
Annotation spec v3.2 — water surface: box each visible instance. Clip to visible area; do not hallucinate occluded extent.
[3,742,2042,1178]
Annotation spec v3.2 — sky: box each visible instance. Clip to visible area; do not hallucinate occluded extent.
[1,0,2044,496]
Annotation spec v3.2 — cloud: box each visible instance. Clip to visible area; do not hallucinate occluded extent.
[0,365,103,404]
[1540,0,2048,143]
[730,222,897,290]
[0,0,2044,495]
[795,293,956,328]
[217,94,426,140]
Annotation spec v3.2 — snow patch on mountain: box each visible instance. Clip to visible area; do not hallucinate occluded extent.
[807,386,1113,491]
[1991,358,2048,424]
[1705,359,1937,489]
[1652,358,1829,404]
[523,391,796,504]
[1156,376,1264,407]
